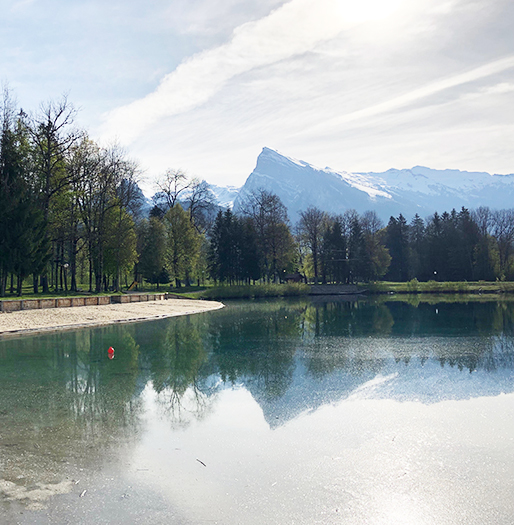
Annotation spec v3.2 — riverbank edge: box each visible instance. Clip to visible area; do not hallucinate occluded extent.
[0,292,169,313]
[177,282,514,300]
[0,300,225,339]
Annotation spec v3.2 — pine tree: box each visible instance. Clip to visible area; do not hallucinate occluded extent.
[384,215,411,281]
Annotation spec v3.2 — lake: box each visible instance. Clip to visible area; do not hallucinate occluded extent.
[1,297,514,524]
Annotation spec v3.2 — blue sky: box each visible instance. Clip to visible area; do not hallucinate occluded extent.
[3,0,514,192]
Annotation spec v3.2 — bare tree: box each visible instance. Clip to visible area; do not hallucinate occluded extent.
[297,206,329,284]
[154,168,192,212]
[491,209,514,276]
[239,189,294,281]
[472,206,493,236]
[361,210,384,236]
[185,178,217,233]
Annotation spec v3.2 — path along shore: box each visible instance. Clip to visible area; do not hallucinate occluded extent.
[0,299,224,337]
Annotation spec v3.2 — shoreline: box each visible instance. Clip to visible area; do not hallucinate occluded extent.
[0,299,225,338]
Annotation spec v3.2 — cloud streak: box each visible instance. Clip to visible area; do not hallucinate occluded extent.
[100,0,361,143]
[301,54,514,136]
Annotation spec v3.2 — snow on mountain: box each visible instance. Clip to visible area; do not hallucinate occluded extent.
[209,183,240,209]
[230,147,514,223]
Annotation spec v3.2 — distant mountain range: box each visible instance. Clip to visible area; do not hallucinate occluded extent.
[209,147,514,224]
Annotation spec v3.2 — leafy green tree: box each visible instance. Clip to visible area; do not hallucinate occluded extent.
[138,217,167,289]
[208,209,260,284]
[447,207,479,281]
[0,88,50,296]
[239,217,261,283]
[471,207,498,280]
[73,140,139,292]
[27,97,82,292]
[425,211,445,280]
[491,209,514,279]
[164,204,201,287]
[359,214,390,281]
[104,206,138,291]
[9,199,48,295]
[208,209,231,283]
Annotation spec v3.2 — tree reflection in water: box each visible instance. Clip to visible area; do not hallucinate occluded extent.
[137,316,214,427]
[2,297,514,492]
[0,325,143,485]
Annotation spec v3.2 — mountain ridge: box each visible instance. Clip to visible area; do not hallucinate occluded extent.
[224,147,514,223]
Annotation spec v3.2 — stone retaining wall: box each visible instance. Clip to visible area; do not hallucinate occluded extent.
[0,293,166,313]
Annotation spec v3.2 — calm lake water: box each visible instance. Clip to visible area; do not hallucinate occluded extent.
[1,297,514,524]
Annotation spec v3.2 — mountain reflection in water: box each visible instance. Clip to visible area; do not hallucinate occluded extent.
[1,299,514,433]
[1,297,514,523]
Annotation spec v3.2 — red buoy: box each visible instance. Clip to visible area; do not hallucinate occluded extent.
[108,346,115,355]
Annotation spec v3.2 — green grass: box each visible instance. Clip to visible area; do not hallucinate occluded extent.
[360,280,514,294]
[189,283,311,300]
[5,278,514,302]
[370,292,514,307]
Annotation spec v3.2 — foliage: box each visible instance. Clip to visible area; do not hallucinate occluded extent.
[239,189,297,281]
[164,204,201,287]
[138,217,168,288]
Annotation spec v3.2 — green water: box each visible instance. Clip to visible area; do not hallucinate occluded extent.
[1,298,514,524]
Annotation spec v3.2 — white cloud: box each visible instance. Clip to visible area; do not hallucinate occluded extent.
[302,55,514,136]
[83,0,514,186]
[482,82,514,95]
[100,0,409,144]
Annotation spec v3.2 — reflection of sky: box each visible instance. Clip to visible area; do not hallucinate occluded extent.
[3,302,514,523]
[130,383,514,525]
[229,334,514,428]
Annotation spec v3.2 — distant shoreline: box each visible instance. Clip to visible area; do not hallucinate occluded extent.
[0,299,224,338]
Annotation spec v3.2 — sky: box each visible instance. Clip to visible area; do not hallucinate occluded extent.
[2,0,514,193]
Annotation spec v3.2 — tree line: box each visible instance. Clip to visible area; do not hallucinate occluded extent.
[207,201,514,285]
[3,90,514,296]
[0,90,141,295]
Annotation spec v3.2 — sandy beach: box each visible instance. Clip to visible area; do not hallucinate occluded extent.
[0,298,224,337]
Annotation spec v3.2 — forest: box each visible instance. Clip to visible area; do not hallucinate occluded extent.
[1,90,514,297]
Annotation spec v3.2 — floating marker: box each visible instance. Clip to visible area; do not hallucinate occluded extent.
[108,346,114,354]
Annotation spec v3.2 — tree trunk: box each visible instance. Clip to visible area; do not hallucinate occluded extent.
[16,273,22,296]
[0,271,6,297]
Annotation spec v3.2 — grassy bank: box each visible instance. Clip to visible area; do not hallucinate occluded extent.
[183,283,311,300]
[5,279,514,302]
[169,280,514,300]
[360,280,514,295]
[370,292,514,307]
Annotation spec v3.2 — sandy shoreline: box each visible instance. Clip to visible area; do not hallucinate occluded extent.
[0,299,225,337]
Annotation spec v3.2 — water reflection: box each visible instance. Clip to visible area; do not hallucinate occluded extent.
[138,317,215,427]
[2,300,514,435]
[1,298,514,507]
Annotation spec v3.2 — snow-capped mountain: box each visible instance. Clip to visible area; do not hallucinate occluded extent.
[230,147,514,223]
[209,184,241,209]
